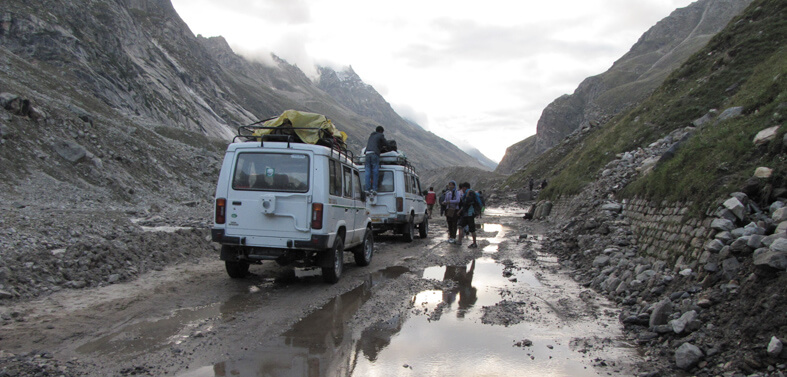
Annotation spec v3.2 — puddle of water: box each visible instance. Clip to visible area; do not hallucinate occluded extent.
[352,258,628,376]
[176,228,635,377]
[479,223,506,253]
[178,266,410,377]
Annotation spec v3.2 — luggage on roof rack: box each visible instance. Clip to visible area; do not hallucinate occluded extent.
[234,110,353,160]
[235,109,347,145]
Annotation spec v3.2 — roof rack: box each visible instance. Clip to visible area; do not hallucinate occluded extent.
[234,124,354,163]
[354,153,417,174]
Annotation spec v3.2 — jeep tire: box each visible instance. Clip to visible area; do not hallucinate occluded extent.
[322,237,344,284]
[225,260,250,279]
[419,215,428,239]
[402,215,415,243]
[353,229,374,266]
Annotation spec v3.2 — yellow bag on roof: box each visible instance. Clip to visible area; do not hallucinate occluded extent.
[252,110,347,144]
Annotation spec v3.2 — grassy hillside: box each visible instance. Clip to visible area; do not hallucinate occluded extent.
[505,0,786,211]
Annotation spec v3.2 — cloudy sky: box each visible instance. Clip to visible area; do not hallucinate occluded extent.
[171,0,695,162]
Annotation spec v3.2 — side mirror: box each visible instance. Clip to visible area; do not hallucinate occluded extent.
[360,191,367,202]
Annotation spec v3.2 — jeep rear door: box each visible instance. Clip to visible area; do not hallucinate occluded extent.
[224,151,312,245]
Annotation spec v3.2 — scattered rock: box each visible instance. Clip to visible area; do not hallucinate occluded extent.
[675,343,704,370]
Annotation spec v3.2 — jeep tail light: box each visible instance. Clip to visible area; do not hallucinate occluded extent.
[396,197,403,212]
[312,203,323,229]
[215,198,227,224]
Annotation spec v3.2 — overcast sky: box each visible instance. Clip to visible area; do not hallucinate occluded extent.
[171,0,695,162]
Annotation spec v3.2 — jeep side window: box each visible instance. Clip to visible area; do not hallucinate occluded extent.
[378,171,394,192]
[329,159,342,197]
[352,170,362,200]
[413,176,421,195]
[343,165,353,198]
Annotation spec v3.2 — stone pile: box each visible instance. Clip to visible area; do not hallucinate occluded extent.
[539,107,787,375]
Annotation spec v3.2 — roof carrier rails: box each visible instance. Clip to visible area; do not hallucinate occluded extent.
[353,153,417,173]
[233,122,354,164]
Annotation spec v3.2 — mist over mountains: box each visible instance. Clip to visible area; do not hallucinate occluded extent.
[0,0,487,173]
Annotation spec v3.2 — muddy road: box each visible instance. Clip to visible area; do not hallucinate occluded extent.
[0,208,642,376]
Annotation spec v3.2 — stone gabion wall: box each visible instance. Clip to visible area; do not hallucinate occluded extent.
[621,198,709,269]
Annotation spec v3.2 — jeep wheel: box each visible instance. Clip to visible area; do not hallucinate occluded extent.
[402,216,415,243]
[225,260,250,279]
[322,237,344,284]
[419,215,429,239]
[353,229,374,266]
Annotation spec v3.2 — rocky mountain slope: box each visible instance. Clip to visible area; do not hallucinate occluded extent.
[494,0,787,374]
[495,0,753,174]
[0,0,483,172]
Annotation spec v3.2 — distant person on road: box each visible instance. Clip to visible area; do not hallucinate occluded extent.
[528,178,534,193]
[443,180,462,244]
[439,186,448,216]
[364,126,387,195]
[456,182,481,248]
[426,186,437,218]
[477,190,486,214]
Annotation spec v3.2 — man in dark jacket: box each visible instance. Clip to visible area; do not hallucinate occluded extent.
[365,126,387,194]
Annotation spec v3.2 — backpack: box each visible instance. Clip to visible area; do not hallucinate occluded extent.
[461,190,483,217]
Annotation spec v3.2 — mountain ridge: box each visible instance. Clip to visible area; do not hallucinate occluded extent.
[495,0,753,175]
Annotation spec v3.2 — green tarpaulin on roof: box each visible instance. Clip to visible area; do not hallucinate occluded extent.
[252,109,347,144]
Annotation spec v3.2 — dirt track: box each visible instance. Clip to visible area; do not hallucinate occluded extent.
[0,209,641,376]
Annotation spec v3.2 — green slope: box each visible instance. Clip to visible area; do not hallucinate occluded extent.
[506,0,787,211]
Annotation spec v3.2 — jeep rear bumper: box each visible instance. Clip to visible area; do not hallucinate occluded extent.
[212,228,329,250]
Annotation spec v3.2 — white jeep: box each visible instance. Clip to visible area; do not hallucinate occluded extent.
[357,153,428,242]
[211,127,373,283]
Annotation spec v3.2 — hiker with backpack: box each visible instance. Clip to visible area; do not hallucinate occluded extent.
[456,182,482,248]
[443,180,462,244]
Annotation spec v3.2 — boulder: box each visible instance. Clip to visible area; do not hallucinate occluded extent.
[601,203,623,213]
[773,207,787,222]
[675,343,704,370]
[753,248,787,271]
[704,239,725,253]
[771,238,787,253]
[730,237,752,254]
[711,218,736,231]
[768,336,783,357]
[755,167,773,179]
[649,299,673,327]
[52,140,87,164]
[592,255,610,268]
[754,125,781,146]
[723,197,746,220]
[670,310,699,334]
[718,106,743,122]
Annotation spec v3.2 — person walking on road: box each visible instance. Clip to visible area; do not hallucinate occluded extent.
[426,186,437,218]
[443,180,462,244]
[364,126,387,195]
[439,186,448,216]
[456,182,481,248]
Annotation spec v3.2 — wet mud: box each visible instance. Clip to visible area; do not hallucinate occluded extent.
[0,208,642,376]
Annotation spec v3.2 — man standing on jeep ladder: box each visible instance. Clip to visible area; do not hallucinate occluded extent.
[365,126,387,196]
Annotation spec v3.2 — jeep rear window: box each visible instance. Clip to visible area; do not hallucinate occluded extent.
[378,171,394,192]
[232,152,309,192]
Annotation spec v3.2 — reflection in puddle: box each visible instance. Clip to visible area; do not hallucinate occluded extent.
[175,226,634,377]
[352,257,626,376]
[181,266,410,377]
[479,223,505,253]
